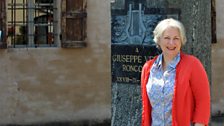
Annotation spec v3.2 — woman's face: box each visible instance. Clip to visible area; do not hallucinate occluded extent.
[158,27,182,60]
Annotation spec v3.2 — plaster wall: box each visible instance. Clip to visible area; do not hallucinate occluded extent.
[0,0,111,124]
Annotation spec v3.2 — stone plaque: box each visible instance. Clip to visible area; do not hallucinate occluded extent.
[112,44,159,84]
[111,1,180,85]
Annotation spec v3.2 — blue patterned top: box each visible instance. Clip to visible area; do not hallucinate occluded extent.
[146,53,180,126]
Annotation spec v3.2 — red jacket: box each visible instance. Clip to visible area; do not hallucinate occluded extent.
[141,53,210,126]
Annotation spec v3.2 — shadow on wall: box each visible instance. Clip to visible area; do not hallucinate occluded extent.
[211,111,224,126]
[5,120,111,126]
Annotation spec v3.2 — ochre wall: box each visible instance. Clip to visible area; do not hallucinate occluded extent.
[0,0,111,124]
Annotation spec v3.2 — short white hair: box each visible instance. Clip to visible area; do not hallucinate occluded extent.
[153,18,187,46]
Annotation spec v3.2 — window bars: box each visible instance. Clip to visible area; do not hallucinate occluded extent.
[7,0,58,47]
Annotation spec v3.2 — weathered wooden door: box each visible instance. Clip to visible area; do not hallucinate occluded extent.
[61,0,87,48]
[0,0,7,48]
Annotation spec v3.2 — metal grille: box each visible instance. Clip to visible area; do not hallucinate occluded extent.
[7,0,58,47]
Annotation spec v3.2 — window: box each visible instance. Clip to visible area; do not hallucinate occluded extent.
[7,0,59,47]
[3,0,87,48]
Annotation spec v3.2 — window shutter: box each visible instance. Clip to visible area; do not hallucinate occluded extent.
[61,0,87,48]
[0,0,7,48]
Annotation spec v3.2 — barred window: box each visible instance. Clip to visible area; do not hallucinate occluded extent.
[4,0,87,48]
[7,0,59,48]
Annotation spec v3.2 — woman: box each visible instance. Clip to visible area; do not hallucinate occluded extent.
[141,18,210,126]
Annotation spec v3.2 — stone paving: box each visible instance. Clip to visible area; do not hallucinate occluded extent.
[1,118,223,126]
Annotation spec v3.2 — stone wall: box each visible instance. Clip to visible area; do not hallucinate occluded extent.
[111,0,211,125]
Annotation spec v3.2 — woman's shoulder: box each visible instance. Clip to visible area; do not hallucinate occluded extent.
[143,56,158,68]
